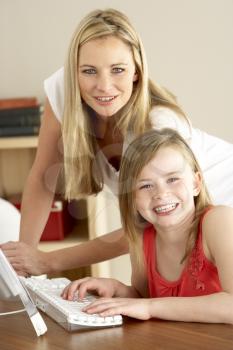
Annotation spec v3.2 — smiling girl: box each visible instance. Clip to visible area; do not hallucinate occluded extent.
[62,128,233,324]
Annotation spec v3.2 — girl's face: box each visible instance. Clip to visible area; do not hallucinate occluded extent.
[135,146,201,230]
[78,35,138,121]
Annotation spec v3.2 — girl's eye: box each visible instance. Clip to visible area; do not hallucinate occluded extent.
[112,67,125,74]
[139,184,153,190]
[167,177,179,184]
[82,68,96,74]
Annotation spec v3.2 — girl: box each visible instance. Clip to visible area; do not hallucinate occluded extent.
[62,128,233,324]
[1,9,233,278]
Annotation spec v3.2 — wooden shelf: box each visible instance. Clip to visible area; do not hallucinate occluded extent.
[0,136,38,150]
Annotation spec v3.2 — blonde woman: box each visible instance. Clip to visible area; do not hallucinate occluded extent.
[62,129,233,324]
[1,9,233,276]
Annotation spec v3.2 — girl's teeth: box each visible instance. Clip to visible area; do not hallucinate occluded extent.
[155,203,177,213]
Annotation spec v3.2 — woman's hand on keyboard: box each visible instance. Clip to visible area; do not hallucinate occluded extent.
[61,277,132,301]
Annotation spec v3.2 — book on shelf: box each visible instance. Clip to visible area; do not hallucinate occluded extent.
[0,106,42,127]
[0,125,40,137]
[0,97,38,110]
[0,97,42,136]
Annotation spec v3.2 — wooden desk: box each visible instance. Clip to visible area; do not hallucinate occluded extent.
[1,300,233,350]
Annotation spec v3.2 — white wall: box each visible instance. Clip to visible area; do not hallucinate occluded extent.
[1,0,233,283]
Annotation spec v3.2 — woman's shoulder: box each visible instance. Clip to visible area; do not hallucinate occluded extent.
[43,67,64,122]
[44,67,64,86]
[149,106,192,140]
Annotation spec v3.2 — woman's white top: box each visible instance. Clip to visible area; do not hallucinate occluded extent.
[44,68,233,207]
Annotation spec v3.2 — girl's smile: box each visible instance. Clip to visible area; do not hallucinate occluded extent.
[153,202,179,215]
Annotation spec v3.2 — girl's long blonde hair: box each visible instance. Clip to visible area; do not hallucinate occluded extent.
[62,8,187,199]
[119,128,212,263]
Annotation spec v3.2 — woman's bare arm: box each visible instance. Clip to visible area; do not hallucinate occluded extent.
[19,98,62,246]
[0,228,129,275]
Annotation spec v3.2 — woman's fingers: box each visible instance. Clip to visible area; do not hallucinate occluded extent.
[1,241,32,274]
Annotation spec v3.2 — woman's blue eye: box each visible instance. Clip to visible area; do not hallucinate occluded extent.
[82,69,96,74]
[112,67,124,73]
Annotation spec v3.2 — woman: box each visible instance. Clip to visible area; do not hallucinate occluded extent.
[1,8,233,276]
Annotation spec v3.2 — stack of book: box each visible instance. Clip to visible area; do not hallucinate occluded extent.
[0,97,42,137]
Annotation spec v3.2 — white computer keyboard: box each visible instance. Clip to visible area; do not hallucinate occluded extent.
[21,277,123,331]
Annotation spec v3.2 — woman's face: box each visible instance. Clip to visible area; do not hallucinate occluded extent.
[78,35,138,121]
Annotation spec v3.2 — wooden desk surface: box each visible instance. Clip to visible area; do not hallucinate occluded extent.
[1,300,233,350]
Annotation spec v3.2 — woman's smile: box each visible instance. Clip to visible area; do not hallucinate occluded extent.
[94,95,118,106]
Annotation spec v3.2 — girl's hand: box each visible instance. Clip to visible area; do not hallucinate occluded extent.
[61,277,120,301]
[83,297,152,320]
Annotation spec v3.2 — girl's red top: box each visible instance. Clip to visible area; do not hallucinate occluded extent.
[143,209,222,297]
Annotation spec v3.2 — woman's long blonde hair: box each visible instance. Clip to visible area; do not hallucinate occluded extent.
[119,128,212,263]
[62,8,187,199]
